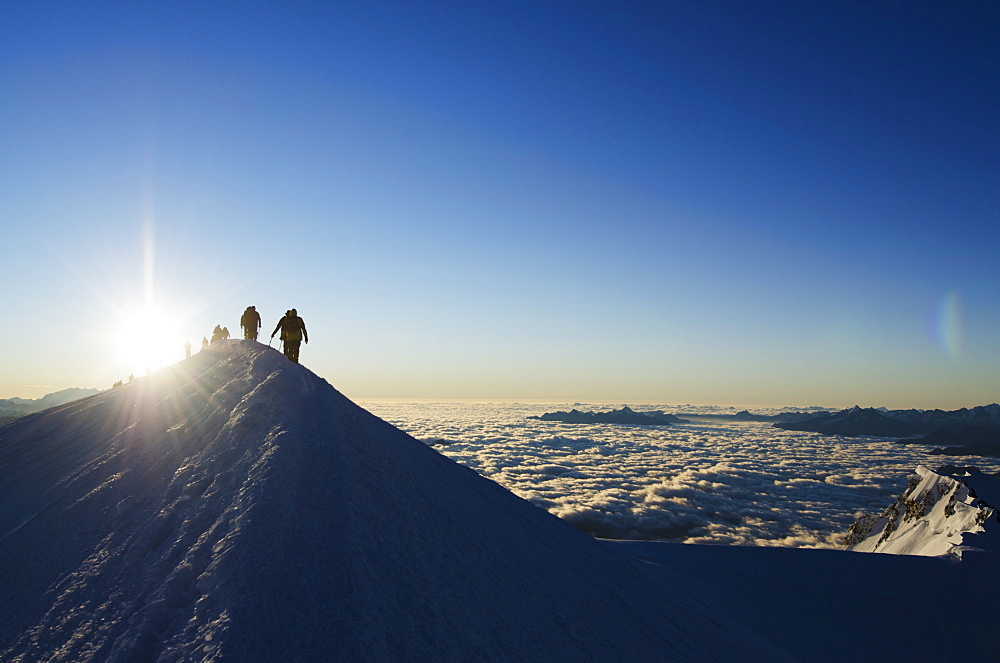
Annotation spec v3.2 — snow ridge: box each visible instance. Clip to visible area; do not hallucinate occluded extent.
[0,341,788,662]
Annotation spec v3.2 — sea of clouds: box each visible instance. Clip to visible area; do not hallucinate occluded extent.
[361,401,1000,548]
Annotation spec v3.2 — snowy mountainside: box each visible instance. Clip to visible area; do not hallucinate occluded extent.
[607,538,999,662]
[844,466,998,556]
[0,340,789,662]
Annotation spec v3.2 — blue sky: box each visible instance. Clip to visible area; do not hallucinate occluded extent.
[1,1,997,408]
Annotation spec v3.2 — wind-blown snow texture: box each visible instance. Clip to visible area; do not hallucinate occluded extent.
[0,341,790,662]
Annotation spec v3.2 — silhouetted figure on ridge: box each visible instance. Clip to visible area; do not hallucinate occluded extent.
[271,308,308,363]
[241,306,262,341]
[273,310,291,348]
[211,325,224,343]
[184,340,192,359]
[201,337,209,351]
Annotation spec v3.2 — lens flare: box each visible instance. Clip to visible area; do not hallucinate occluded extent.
[930,291,962,361]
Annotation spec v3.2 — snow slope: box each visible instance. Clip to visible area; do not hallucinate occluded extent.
[606,539,999,661]
[0,340,790,662]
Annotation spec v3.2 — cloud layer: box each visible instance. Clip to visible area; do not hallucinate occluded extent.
[363,402,1000,547]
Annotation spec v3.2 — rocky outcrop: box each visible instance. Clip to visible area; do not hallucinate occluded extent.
[844,466,998,557]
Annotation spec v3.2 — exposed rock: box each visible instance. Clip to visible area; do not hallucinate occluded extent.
[843,466,997,557]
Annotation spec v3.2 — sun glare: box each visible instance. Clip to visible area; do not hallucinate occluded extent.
[116,306,184,376]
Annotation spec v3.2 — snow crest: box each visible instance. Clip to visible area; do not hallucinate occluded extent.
[0,341,788,662]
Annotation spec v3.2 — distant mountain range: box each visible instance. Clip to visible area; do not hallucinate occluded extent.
[531,406,828,426]
[677,409,821,424]
[529,404,1000,456]
[773,404,1000,451]
[0,388,100,421]
[529,406,688,426]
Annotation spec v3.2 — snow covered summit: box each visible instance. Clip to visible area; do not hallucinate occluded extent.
[0,340,786,662]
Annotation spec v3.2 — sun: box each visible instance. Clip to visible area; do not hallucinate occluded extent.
[116,305,185,376]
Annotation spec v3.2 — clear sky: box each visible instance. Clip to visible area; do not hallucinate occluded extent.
[2,1,997,409]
